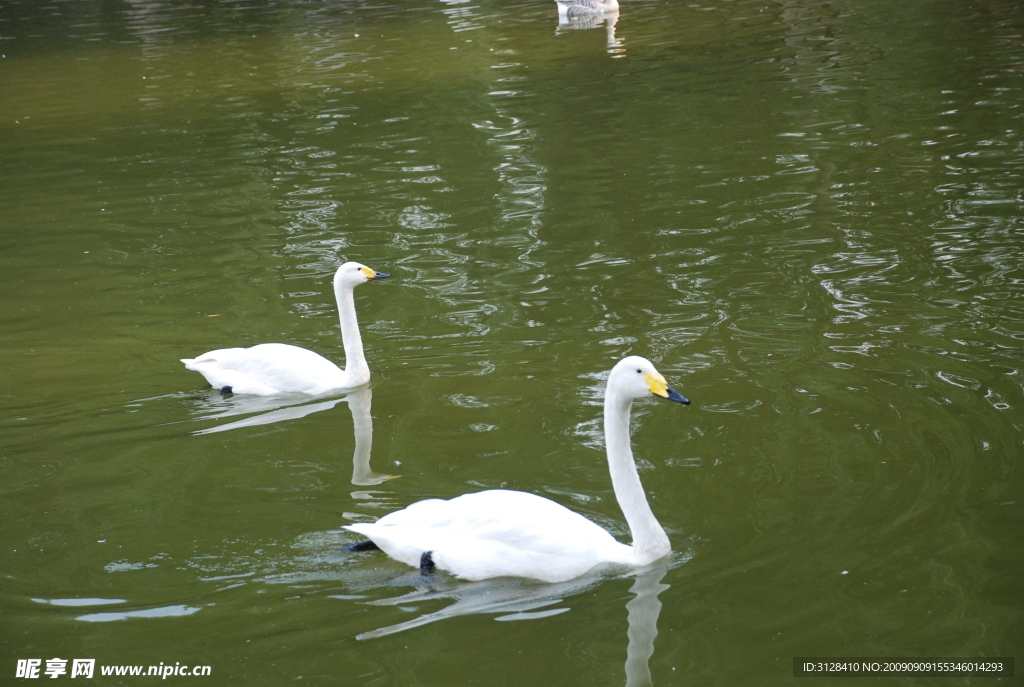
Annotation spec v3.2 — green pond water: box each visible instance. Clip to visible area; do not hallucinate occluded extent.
[1,0,1022,684]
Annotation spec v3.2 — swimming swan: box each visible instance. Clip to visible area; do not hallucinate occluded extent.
[181,262,390,395]
[344,356,689,583]
[555,0,618,17]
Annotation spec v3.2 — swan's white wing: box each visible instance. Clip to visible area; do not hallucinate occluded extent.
[346,490,632,583]
[182,343,346,394]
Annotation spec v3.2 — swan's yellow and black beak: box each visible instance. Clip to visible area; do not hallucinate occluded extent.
[360,267,392,281]
[644,372,690,405]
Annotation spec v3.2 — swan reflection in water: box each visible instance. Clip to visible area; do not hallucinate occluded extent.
[354,555,681,687]
[343,387,393,486]
[554,0,623,54]
[190,386,393,485]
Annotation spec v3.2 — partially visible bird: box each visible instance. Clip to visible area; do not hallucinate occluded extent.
[555,0,619,17]
[181,262,390,395]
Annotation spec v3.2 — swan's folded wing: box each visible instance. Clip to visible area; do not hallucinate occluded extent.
[182,347,278,394]
[183,344,345,394]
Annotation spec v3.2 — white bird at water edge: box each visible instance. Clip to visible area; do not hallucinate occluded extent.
[554,0,619,17]
[553,0,623,53]
[181,262,390,396]
[343,356,689,583]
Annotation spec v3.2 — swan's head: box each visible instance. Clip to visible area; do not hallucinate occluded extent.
[609,356,689,404]
[335,261,392,288]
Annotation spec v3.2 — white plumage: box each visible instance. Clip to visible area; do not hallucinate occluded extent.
[182,262,390,395]
[345,356,689,583]
[555,0,619,17]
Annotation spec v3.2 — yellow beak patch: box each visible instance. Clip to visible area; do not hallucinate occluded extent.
[359,266,376,279]
[643,372,670,398]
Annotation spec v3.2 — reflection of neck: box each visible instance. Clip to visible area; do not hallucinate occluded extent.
[335,282,368,383]
[604,390,670,565]
[625,565,669,687]
[348,388,390,486]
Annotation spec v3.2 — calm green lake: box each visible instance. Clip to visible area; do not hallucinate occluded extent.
[1,0,1022,684]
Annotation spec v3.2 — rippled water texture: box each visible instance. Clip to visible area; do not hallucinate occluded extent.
[1,0,1022,684]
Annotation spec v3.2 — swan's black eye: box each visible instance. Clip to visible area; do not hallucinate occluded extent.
[637,369,642,374]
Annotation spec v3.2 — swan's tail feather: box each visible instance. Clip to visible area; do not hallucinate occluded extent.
[182,357,218,369]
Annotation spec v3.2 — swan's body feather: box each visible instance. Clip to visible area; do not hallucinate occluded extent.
[182,262,389,396]
[182,343,351,396]
[347,490,633,583]
[344,356,690,583]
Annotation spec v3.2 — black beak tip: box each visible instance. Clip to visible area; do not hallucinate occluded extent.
[667,387,690,405]
[373,272,392,280]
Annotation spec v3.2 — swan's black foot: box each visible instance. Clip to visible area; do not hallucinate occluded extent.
[341,540,380,553]
[220,386,233,396]
[419,551,435,576]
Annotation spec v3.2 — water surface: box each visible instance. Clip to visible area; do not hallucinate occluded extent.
[1,0,1022,684]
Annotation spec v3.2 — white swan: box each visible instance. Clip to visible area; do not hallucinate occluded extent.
[555,0,618,17]
[181,262,390,395]
[344,356,689,583]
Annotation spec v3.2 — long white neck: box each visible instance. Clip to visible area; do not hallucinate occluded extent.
[334,280,369,385]
[604,390,671,565]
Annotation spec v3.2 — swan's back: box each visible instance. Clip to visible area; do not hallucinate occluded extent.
[345,490,633,582]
